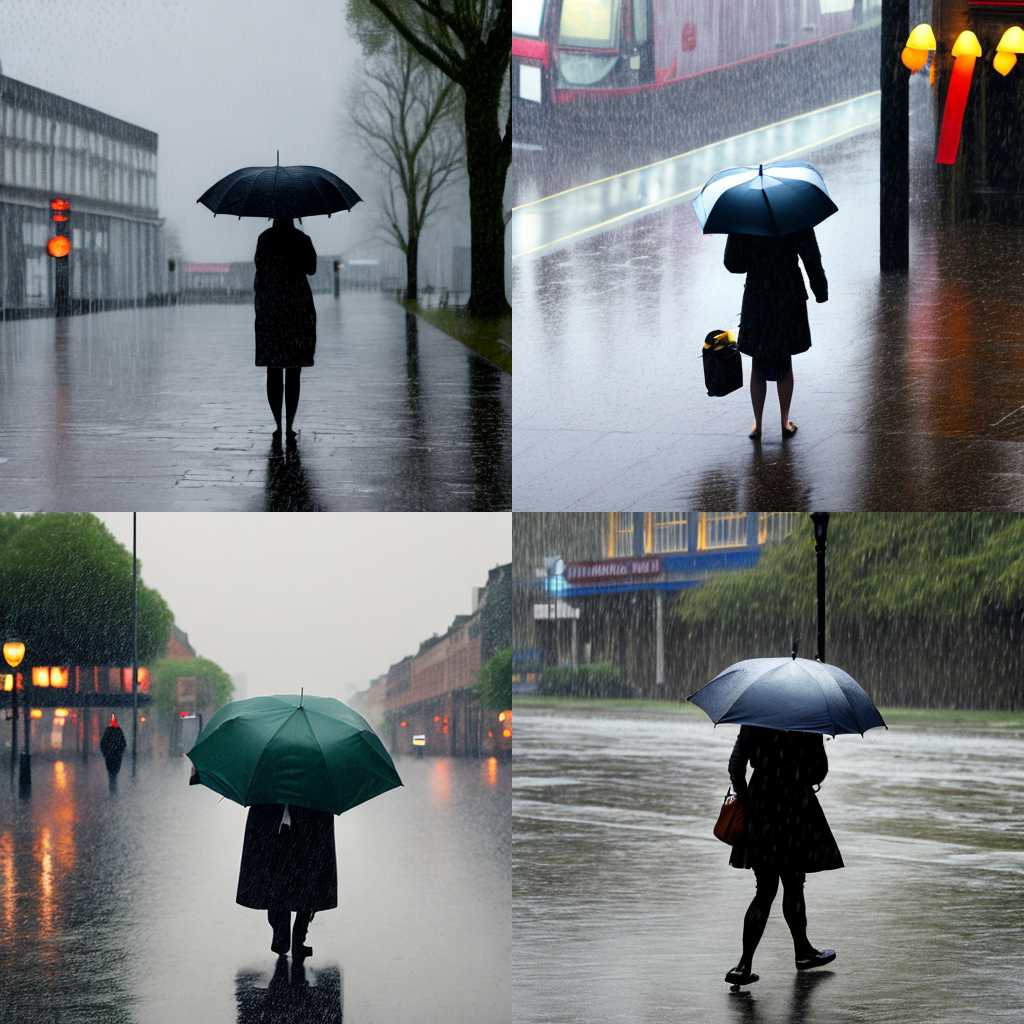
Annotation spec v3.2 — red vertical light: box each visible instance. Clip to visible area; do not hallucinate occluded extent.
[936,33,981,166]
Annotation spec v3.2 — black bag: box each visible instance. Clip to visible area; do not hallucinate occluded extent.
[702,329,742,397]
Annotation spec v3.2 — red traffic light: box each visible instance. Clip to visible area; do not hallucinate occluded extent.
[47,236,71,258]
[50,197,71,211]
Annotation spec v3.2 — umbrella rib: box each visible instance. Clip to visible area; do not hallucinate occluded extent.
[300,707,340,812]
[759,182,781,237]
[241,708,298,806]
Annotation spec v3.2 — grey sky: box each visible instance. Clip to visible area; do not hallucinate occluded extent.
[2,0,376,262]
[97,513,510,700]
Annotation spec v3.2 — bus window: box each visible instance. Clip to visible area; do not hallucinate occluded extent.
[513,0,547,37]
[559,0,621,49]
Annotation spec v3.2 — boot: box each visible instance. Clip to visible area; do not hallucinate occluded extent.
[292,912,313,958]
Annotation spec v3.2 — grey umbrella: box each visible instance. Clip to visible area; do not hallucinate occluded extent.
[688,654,887,737]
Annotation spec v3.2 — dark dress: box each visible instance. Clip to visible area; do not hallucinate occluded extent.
[254,224,317,368]
[727,725,843,874]
[723,230,828,381]
[236,804,338,911]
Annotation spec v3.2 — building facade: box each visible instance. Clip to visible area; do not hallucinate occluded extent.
[352,563,513,758]
[0,73,162,316]
[514,512,805,694]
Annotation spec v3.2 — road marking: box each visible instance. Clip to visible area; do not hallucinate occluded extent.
[511,90,881,212]
[511,117,880,260]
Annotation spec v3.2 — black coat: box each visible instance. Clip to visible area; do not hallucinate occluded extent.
[724,230,828,364]
[254,224,317,368]
[727,725,844,874]
[236,804,338,911]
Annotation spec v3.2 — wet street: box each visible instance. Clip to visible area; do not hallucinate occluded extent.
[0,752,510,1024]
[513,708,1024,1024]
[511,89,1024,510]
[0,292,510,510]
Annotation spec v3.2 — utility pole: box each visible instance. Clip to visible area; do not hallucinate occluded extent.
[131,512,139,762]
[880,0,910,272]
[810,513,831,663]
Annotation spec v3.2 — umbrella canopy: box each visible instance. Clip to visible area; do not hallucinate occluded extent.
[187,693,402,815]
[688,656,886,736]
[692,160,837,237]
[197,157,362,219]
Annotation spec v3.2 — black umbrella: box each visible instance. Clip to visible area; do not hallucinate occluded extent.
[197,152,362,220]
[692,159,837,237]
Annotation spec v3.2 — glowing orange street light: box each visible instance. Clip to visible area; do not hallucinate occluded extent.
[936,30,982,165]
[901,23,935,73]
[995,26,1024,77]
[502,728,512,739]
[3,641,25,669]
[54,708,69,719]
[30,709,43,719]
[47,236,71,258]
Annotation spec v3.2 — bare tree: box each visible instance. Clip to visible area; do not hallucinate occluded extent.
[350,39,462,302]
[349,0,511,317]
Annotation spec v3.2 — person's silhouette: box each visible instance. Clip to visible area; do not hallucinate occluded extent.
[100,715,127,776]
[254,218,317,443]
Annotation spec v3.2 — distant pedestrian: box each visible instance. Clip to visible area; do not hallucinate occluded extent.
[723,725,841,987]
[254,218,317,444]
[100,714,127,775]
[236,802,338,958]
[724,229,828,440]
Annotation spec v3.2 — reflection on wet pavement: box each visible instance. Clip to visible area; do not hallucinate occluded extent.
[512,81,1024,510]
[0,292,510,510]
[0,753,509,1023]
[513,710,1024,1024]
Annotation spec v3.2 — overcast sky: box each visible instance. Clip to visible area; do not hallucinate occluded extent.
[96,513,510,700]
[2,0,377,262]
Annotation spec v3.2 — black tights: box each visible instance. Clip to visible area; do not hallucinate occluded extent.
[266,367,301,432]
[739,866,812,969]
[268,907,313,949]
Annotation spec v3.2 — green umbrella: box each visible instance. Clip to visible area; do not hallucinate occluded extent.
[186,692,402,815]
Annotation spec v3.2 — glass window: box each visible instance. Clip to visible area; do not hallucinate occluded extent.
[513,0,547,36]
[758,512,803,545]
[559,0,620,47]
[606,513,635,557]
[647,513,687,553]
[699,513,749,550]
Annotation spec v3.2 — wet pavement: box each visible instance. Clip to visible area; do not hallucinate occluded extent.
[0,751,509,1024]
[0,292,510,510]
[513,708,1024,1024]
[511,88,1024,510]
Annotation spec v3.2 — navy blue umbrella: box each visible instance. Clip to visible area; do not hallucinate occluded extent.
[688,656,886,736]
[692,160,837,237]
[197,153,362,220]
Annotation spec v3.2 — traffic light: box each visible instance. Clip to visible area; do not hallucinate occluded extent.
[48,197,72,316]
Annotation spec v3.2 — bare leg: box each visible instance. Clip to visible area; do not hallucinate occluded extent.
[285,367,301,435]
[778,370,795,431]
[749,367,767,437]
[266,368,283,434]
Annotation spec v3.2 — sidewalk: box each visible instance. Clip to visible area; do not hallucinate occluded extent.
[0,291,510,510]
[512,113,1024,510]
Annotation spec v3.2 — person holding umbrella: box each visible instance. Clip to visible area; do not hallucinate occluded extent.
[197,155,362,446]
[692,161,834,441]
[689,649,886,988]
[187,690,402,958]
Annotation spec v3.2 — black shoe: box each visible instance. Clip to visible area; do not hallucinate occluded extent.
[724,964,759,987]
[292,942,313,958]
[795,948,836,971]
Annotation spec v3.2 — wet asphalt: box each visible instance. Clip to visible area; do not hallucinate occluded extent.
[0,751,510,1024]
[0,292,510,511]
[513,708,1024,1024]
[511,87,1024,511]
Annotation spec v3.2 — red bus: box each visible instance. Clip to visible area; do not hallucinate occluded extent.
[513,0,881,132]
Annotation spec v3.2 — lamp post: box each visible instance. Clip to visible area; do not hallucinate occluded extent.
[810,514,831,663]
[544,557,564,668]
[131,512,139,764]
[3,640,25,775]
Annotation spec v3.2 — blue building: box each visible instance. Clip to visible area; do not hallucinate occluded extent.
[515,512,803,694]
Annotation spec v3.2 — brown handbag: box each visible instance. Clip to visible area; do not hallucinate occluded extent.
[714,787,746,845]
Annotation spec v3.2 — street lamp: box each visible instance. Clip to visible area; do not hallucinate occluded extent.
[3,641,25,669]
[544,557,564,668]
[810,514,830,663]
[3,639,29,784]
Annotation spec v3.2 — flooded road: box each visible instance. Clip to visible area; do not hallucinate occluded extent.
[513,708,1024,1024]
[0,752,510,1024]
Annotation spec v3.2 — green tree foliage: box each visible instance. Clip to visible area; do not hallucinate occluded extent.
[477,646,512,708]
[674,513,1024,629]
[0,513,173,665]
[538,662,626,698]
[151,657,234,717]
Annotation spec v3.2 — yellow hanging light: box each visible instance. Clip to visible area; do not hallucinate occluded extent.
[902,47,928,72]
[907,24,937,51]
[994,51,1018,76]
